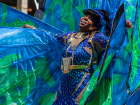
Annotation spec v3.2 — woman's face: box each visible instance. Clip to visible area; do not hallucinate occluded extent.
[79,14,95,32]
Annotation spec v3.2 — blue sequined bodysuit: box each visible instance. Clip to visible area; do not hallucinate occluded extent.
[53,32,108,105]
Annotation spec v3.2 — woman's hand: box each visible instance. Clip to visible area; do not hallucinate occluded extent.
[126,20,133,29]
[21,25,36,29]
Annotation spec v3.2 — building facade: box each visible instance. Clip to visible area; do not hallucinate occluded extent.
[0,0,37,16]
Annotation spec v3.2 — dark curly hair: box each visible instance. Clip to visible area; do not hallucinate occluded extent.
[83,9,110,36]
[99,9,110,36]
[83,9,100,28]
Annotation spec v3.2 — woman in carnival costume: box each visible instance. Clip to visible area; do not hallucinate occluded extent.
[52,9,110,105]
[23,9,109,104]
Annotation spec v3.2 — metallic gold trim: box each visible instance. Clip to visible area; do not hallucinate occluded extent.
[61,65,90,70]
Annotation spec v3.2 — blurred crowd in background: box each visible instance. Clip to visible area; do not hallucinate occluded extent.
[0,0,40,16]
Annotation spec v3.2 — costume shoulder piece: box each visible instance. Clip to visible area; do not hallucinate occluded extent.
[92,33,109,48]
[88,32,109,54]
[51,31,76,43]
[65,31,77,43]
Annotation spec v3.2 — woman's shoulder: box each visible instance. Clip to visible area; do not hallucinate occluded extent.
[51,31,76,36]
[63,31,77,43]
[62,31,76,37]
[92,32,109,43]
[92,32,109,48]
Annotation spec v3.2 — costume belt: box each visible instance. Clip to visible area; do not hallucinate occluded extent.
[61,57,95,74]
[61,65,90,73]
[61,65,90,70]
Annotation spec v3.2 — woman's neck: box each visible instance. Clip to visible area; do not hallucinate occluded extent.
[78,31,92,36]
[75,32,90,38]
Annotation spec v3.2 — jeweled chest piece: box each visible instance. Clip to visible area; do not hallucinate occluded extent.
[75,32,88,38]
[71,32,89,51]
